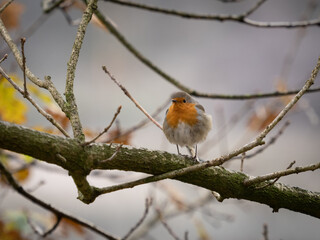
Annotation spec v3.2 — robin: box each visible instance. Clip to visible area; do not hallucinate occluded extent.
[163,91,212,160]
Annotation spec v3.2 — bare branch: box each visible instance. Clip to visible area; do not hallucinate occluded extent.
[232,121,290,161]
[262,223,269,240]
[0,161,120,240]
[130,194,213,240]
[240,153,245,172]
[105,0,320,28]
[93,6,320,101]
[84,105,122,145]
[105,98,170,143]
[20,38,28,98]
[42,215,62,238]
[0,16,67,114]
[0,65,70,137]
[244,162,320,186]
[65,0,98,141]
[0,18,45,87]
[27,214,62,238]
[255,161,296,189]
[0,13,50,58]
[0,53,7,63]
[242,0,267,17]
[42,0,65,14]
[0,0,13,14]
[100,143,123,163]
[103,66,163,130]
[93,55,320,199]
[156,207,181,240]
[122,198,152,240]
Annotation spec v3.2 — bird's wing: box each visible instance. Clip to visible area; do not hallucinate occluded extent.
[195,103,205,112]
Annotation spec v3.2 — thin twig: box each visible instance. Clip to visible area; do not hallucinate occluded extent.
[156,208,181,240]
[20,38,28,98]
[26,215,45,236]
[105,98,170,143]
[102,66,163,130]
[100,144,123,163]
[240,153,245,172]
[65,0,98,140]
[184,231,189,240]
[201,100,253,153]
[122,198,152,240]
[0,161,120,240]
[93,6,320,101]
[92,55,319,199]
[244,161,320,186]
[83,105,122,145]
[0,53,7,63]
[0,65,70,137]
[262,223,269,240]
[105,0,320,28]
[255,161,296,189]
[232,121,290,161]
[0,15,67,114]
[242,0,267,17]
[42,0,65,14]
[0,0,14,13]
[27,214,63,238]
[0,18,45,87]
[0,13,50,58]
[42,215,62,237]
[130,194,213,240]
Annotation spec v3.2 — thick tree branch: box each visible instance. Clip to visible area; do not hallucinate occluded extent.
[1,120,320,218]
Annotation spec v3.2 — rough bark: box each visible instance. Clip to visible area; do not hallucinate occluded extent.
[0,120,319,218]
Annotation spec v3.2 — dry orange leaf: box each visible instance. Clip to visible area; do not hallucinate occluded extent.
[0,1,25,30]
[248,106,278,132]
[0,220,28,240]
[60,218,85,237]
[45,104,69,129]
[65,0,109,31]
[13,168,30,183]
[107,128,132,145]
[194,217,211,240]
[159,182,186,211]
[0,76,28,124]
[275,77,292,106]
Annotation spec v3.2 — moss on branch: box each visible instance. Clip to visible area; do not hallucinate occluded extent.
[0,120,320,218]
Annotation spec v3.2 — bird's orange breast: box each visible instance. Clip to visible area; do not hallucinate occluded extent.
[166,103,198,128]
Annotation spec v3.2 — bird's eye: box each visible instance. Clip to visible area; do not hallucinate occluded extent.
[182,99,186,103]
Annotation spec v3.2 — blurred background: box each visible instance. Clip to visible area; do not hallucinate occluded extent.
[1,0,320,239]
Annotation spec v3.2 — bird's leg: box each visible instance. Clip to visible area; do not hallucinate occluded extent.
[176,145,181,155]
[193,145,200,162]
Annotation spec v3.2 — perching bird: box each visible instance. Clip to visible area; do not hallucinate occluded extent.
[163,91,212,161]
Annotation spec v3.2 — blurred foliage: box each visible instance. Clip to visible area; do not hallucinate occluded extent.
[0,1,24,30]
[0,76,28,124]
[0,219,29,240]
